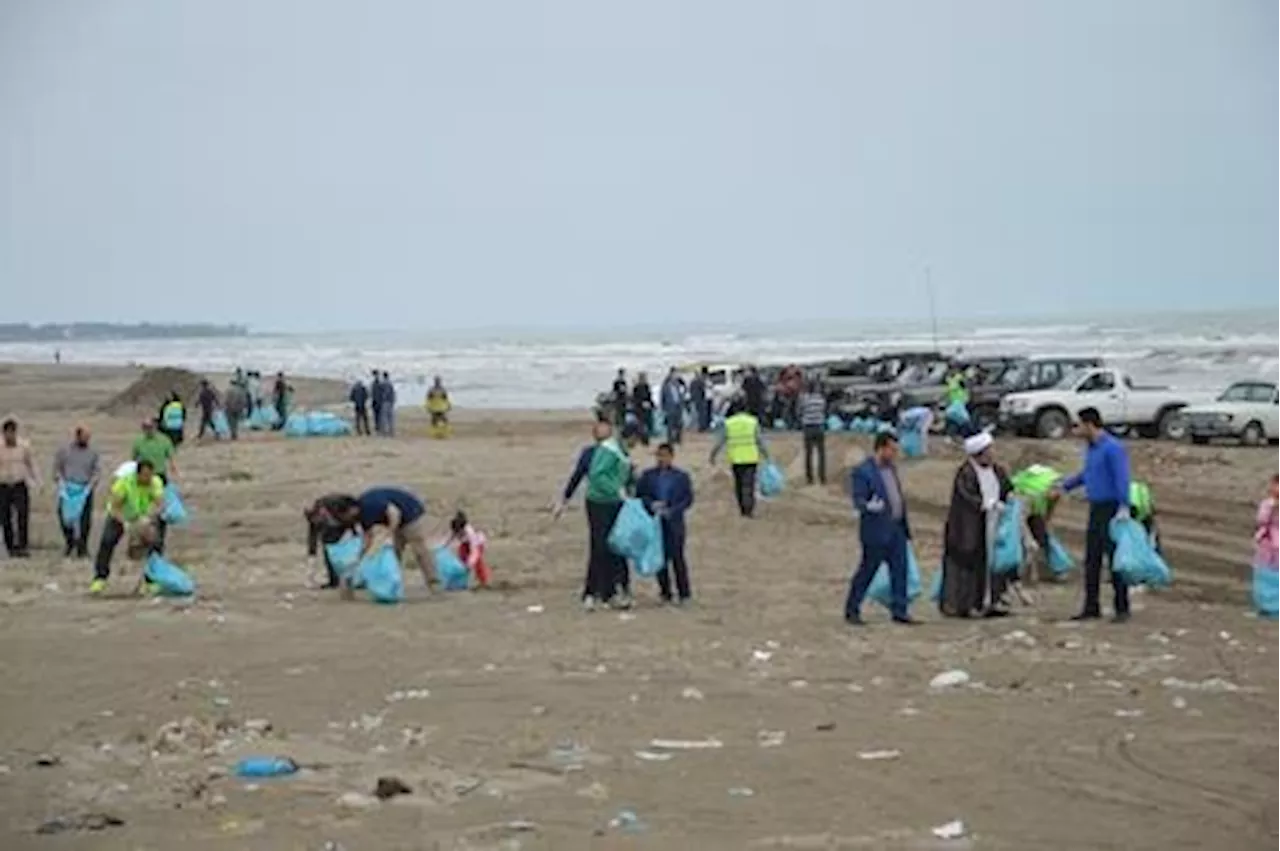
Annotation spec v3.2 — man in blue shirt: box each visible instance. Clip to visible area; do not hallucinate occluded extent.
[351,486,435,591]
[636,443,695,605]
[1054,407,1132,622]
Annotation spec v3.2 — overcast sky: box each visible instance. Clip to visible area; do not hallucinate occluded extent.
[1,0,1275,331]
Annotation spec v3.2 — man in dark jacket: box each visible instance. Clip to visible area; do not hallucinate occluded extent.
[938,431,1014,618]
[636,442,695,604]
[196,380,220,439]
[689,368,710,432]
[844,432,918,626]
[349,380,371,436]
[370,371,386,435]
[305,493,361,588]
[631,372,654,444]
[742,366,768,424]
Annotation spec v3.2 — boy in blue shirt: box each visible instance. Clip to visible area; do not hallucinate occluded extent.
[636,443,695,605]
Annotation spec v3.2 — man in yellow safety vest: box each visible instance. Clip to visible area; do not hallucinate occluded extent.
[709,401,769,518]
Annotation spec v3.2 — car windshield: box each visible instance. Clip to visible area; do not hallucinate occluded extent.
[996,364,1028,386]
[1218,384,1255,402]
[1056,368,1091,389]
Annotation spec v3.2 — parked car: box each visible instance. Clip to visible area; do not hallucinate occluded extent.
[998,367,1205,440]
[819,351,944,391]
[1182,381,1279,446]
[956,356,1104,430]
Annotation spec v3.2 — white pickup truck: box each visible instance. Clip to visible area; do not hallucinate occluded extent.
[998,367,1204,440]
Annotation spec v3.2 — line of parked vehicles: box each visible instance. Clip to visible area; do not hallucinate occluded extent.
[688,351,1278,447]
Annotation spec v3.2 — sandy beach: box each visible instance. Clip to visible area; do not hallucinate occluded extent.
[0,362,1275,850]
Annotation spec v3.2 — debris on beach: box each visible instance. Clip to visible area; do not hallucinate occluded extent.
[36,812,125,835]
[929,670,971,689]
[857,749,901,761]
[374,776,413,800]
[681,686,704,701]
[757,730,786,748]
[931,819,967,840]
[650,737,724,751]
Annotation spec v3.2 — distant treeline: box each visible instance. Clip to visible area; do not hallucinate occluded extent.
[0,322,249,342]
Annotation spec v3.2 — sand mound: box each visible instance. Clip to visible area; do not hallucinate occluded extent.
[99,367,205,416]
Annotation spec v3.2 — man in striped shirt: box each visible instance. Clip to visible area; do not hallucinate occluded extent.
[799,380,829,485]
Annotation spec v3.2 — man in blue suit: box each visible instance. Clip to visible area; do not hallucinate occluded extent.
[845,432,919,626]
[636,443,696,605]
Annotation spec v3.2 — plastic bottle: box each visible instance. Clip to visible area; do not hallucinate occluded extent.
[234,756,298,778]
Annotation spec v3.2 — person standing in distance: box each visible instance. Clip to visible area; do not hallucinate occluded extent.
[709,401,769,518]
[636,442,695,605]
[1053,407,1132,623]
[844,432,917,626]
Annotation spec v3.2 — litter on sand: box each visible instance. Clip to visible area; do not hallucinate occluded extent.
[680,687,705,701]
[932,819,967,840]
[757,730,787,748]
[929,670,971,689]
[728,786,755,797]
[857,749,901,761]
[634,750,673,762]
[649,737,724,750]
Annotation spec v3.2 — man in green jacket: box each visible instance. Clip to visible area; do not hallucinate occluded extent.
[556,420,637,610]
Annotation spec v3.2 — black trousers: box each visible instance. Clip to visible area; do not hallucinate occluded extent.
[197,409,216,438]
[60,485,94,557]
[0,482,31,555]
[656,520,691,601]
[1083,500,1129,616]
[584,500,626,602]
[664,408,683,444]
[731,463,758,517]
[94,516,167,580]
[803,427,826,485]
[308,520,348,587]
[354,405,371,436]
[694,399,710,431]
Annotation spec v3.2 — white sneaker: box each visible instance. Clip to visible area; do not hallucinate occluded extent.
[611,593,633,611]
[581,595,597,612]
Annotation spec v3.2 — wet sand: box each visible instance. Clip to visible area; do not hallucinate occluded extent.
[0,363,1275,850]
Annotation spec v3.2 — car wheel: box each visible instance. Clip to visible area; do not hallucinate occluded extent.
[1241,421,1265,447]
[1157,408,1186,441]
[1035,409,1069,440]
[1190,435,1210,446]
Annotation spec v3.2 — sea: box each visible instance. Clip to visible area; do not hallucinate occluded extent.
[2,310,1275,409]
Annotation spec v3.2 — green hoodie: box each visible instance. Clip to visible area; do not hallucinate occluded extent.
[586,438,633,504]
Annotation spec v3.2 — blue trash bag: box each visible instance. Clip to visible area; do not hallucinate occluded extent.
[866,544,922,609]
[900,429,924,459]
[682,407,695,429]
[759,461,786,498]
[826,414,844,432]
[144,553,196,597]
[248,405,280,430]
[874,420,895,434]
[929,569,943,603]
[212,409,231,439]
[58,481,91,529]
[651,410,667,440]
[772,418,787,430]
[1046,533,1075,577]
[710,414,725,432]
[991,499,1024,575]
[1109,517,1172,587]
[325,535,363,579]
[434,546,470,591]
[608,498,665,577]
[1252,566,1278,619]
[161,485,189,526]
[359,544,404,604]
[305,411,352,437]
[283,413,309,437]
[945,400,971,427]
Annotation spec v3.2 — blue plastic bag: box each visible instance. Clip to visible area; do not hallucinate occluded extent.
[248,405,280,431]
[929,569,943,603]
[1110,517,1172,587]
[900,429,924,459]
[945,400,971,426]
[58,482,91,529]
[434,546,470,591]
[212,409,231,439]
[866,544,922,609]
[325,535,363,579]
[283,413,310,437]
[359,544,404,604]
[759,461,785,498]
[608,498,665,577]
[161,485,189,526]
[991,499,1024,575]
[1046,533,1075,577]
[305,411,352,437]
[826,414,844,432]
[144,553,196,597]
[1252,566,1278,619]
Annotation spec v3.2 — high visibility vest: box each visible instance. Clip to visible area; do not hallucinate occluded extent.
[945,374,969,405]
[162,401,185,430]
[724,413,761,465]
[1129,481,1153,521]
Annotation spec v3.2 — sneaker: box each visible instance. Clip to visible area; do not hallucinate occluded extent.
[1070,611,1101,622]
[611,593,633,611]
[891,615,922,626]
[845,614,866,627]
[1110,612,1131,624]
[581,595,598,612]
[89,578,107,595]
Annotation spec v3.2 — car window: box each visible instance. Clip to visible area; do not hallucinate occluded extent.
[1122,375,1134,389]
[1034,363,1062,388]
[1077,371,1115,393]
[1249,384,1278,402]
[998,364,1028,386]
[1218,384,1255,402]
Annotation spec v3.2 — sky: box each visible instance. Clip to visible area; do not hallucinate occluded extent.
[1,0,1275,332]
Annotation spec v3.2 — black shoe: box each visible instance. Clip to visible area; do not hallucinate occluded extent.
[845,614,866,627]
[891,616,921,626]
[1070,611,1101,622]
[1111,612,1131,624]
[982,608,1011,619]
[63,545,74,558]
[12,550,30,559]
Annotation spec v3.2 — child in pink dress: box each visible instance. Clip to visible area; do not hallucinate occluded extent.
[1252,474,1278,619]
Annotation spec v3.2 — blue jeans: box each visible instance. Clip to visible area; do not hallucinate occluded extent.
[844,528,909,620]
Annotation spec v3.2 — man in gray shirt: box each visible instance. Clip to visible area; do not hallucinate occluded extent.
[52,425,101,558]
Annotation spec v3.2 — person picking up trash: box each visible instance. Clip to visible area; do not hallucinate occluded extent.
[353,486,437,593]
[938,431,1015,619]
[432,511,489,587]
[636,442,695,605]
[91,459,166,595]
[304,493,362,588]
